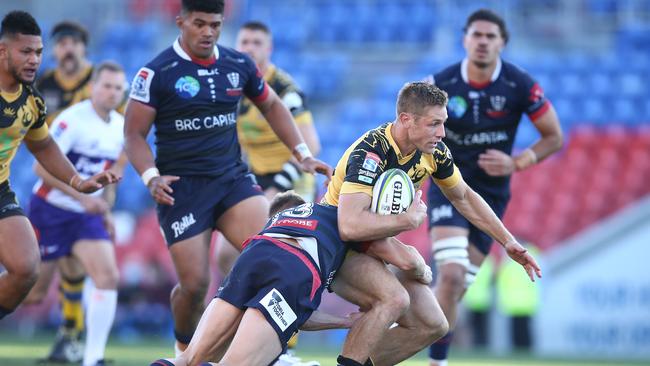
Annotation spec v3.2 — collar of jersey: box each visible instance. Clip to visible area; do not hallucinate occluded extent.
[386,123,416,163]
[0,84,23,103]
[173,38,219,64]
[461,57,502,87]
[53,65,93,91]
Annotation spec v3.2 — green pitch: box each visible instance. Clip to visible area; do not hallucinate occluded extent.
[0,338,646,366]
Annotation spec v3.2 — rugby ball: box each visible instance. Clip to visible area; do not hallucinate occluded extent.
[371,169,415,215]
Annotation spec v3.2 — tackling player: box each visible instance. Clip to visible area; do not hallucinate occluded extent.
[322,82,541,366]
[0,10,118,322]
[423,10,562,366]
[124,0,331,354]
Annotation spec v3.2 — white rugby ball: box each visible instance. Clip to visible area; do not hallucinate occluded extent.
[371,169,415,215]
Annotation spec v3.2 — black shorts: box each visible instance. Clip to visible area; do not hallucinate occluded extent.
[217,235,324,353]
[156,172,263,246]
[0,181,25,220]
[428,183,508,255]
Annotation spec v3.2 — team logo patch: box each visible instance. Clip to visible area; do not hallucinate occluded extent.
[362,152,381,172]
[490,95,506,111]
[448,96,467,118]
[226,72,243,96]
[175,76,200,99]
[130,67,155,103]
[260,288,297,331]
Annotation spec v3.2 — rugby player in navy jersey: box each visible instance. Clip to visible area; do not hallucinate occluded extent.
[124,0,331,354]
[424,10,563,366]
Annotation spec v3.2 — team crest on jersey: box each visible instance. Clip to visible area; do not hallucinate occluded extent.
[448,96,467,118]
[130,67,155,103]
[175,76,200,99]
[17,105,34,127]
[226,72,242,96]
[490,95,507,111]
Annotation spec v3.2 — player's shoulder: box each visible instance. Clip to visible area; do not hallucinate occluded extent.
[354,123,391,154]
[217,45,256,68]
[144,46,179,72]
[500,60,535,81]
[269,66,299,93]
[433,62,462,85]
[431,141,454,163]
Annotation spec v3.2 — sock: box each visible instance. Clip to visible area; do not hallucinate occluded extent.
[429,331,453,364]
[337,355,364,366]
[61,276,85,335]
[173,329,194,345]
[0,304,13,320]
[83,288,117,366]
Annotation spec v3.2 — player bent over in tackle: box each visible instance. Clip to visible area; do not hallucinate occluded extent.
[0,11,119,321]
[150,190,433,366]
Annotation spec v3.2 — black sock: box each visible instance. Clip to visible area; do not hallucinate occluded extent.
[173,329,194,345]
[337,355,364,366]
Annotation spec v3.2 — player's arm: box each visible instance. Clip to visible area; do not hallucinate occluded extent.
[24,136,118,193]
[300,310,363,331]
[253,89,331,178]
[439,178,542,281]
[514,104,563,171]
[363,237,432,284]
[296,113,320,157]
[123,100,178,205]
[338,190,427,242]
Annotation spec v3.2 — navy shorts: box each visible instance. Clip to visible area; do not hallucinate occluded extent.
[428,184,508,255]
[28,195,110,261]
[0,181,24,220]
[156,172,262,246]
[217,235,323,353]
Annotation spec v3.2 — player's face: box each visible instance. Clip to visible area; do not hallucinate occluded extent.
[91,70,125,112]
[53,36,85,74]
[0,34,43,84]
[177,11,223,59]
[463,20,504,68]
[407,105,448,153]
[236,29,272,66]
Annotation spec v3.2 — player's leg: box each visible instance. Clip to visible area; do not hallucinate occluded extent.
[214,237,240,278]
[219,307,283,366]
[72,239,119,366]
[331,252,411,365]
[0,215,40,318]
[368,268,449,366]
[215,195,269,250]
[23,260,57,304]
[169,229,213,351]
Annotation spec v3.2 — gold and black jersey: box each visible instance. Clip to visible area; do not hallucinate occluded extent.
[0,84,49,183]
[323,123,461,206]
[36,65,93,125]
[237,64,314,174]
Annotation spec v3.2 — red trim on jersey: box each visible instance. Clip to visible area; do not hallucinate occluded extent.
[468,79,491,89]
[528,101,551,122]
[244,235,322,301]
[35,183,53,198]
[190,54,216,67]
[250,82,270,104]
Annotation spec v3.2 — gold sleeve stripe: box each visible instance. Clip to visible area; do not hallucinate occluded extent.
[25,123,49,141]
[433,165,461,189]
[294,111,313,126]
[340,181,373,197]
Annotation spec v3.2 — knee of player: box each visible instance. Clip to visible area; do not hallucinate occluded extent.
[379,285,410,319]
[177,277,210,299]
[10,256,40,285]
[427,315,449,341]
[436,265,467,292]
[93,267,120,289]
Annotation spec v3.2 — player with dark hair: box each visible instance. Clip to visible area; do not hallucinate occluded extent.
[124,0,331,355]
[423,9,562,366]
[149,190,432,366]
[0,10,118,322]
[323,81,541,366]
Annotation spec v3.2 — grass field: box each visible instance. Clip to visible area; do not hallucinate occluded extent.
[0,337,646,366]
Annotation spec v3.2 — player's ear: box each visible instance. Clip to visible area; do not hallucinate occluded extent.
[0,41,7,59]
[175,15,184,30]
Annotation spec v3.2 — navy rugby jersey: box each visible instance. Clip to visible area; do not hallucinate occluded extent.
[263,203,350,287]
[129,39,269,177]
[428,59,550,198]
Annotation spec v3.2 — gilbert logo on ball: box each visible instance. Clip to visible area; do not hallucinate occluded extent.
[371,169,415,215]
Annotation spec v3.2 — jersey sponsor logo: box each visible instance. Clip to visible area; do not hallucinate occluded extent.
[260,288,297,332]
[130,67,155,103]
[325,269,338,288]
[358,169,377,179]
[273,218,319,230]
[197,68,218,76]
[226,72,242,96]
[448,96,468,118]
[358,175,373,184]
[3,107,15,118]
[430,204,453,223]
[362,152,380,172]
[171,213,197,238]
[445,129,509,146]
[175,76,200,99]
[174,112,237,131]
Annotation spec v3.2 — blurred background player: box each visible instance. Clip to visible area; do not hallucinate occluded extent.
[124,0,331,355]
[0,9,118,323]
[424,9,563,366]
[215,20,322,366]
[26,20,92,364]
[26,61,126,366]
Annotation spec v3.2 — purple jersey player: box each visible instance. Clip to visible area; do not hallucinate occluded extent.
[123,0,331,354]
[425,10,563,366]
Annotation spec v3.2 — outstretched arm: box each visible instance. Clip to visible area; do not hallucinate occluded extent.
[364,237,432,285]
[301,311,363,331]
